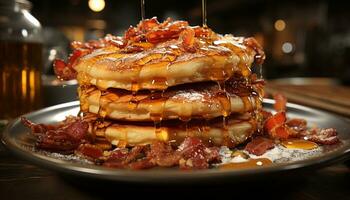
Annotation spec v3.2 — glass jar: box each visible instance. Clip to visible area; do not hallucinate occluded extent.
[0,0,43,120]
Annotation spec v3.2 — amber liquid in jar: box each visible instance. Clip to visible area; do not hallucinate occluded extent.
[0,41,42,119]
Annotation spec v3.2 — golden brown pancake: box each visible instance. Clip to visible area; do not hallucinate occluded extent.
[85,112,258,148]
[74,35,259,91]
[79,79,262,121]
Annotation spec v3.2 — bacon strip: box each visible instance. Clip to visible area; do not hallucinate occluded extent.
[264,111,291,139]
[21,117,89,153]
[148,141,181,167]
[76,144,103,160]
[52,18,220,80]
[245,137,275,156]
[178,137,220,169]
[273,93,287,112]
[103,137,220,170]
[301,128,339,145]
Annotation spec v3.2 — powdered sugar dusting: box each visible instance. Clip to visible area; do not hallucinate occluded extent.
[172,90,206,102]
[219,144,324,165]
[23,146,93,165]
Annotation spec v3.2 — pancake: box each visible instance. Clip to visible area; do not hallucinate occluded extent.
[85,112,258,148]
[79,78,263,121]
[74,34,261,91]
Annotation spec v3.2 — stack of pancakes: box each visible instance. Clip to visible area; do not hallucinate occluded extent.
[73,20,265,148]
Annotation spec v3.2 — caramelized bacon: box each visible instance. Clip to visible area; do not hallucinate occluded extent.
[53,58,76,80]
[261,110,273,121]
[21,117,89,153]
[138,17,160,32]
[264,111,291,139]
[21,117,56,136]
[245,137,275,156]
[193,26,211,38]
[148,141,181,167]
[103,138,220,169]
[178,137,220,169]
[129,17,190,44]
[273,93,287,112]
[128,158,156,170]
[145,29,178,43]
[124,26,143,41]
[54,35,127,80]
[244,37,265,65]
[76,144,103,160]
[301,128,339,145]
[264,111,286,132]
[286,118,307,135]
[103,148,129,168]
[180,28,196,52]
[53,17,265,81]
[124,145,148,163]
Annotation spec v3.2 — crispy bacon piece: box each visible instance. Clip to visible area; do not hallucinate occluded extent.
[145,29,179,44]
[245,137,275,156]
[178,137,220,169]
[71,35,126,50]
[286,118,307,136]
[21,117,89,153]
[193,26,211,38]
[264,111,286,132]
[124,26,144,42]
[138,17,160,32]
[53,18,218,80]
[301,128,339,145]
[124,145,147,163]
[274,126,290,139]
[103,146,150,169]
[264,111,291,139]
[244,37,266,65]
[54,35,126,80]
[104,138,221,170]
[53,49,83,80]
[132,18,190,44]
[273,93,287,112]
[103,138,220,170]
[262,110,273,121]
[76,144,103,160]
[21,117,56,135]
[53,59,76,80]
[148,141,181,167]
[180,28,196,52]
[167,20,189,32]
[128,158,155,170]
[103,148,129,168]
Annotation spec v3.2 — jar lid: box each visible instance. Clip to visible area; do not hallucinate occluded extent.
[16,0,32,11]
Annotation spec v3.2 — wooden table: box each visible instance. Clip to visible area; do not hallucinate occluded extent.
[1,82,350,199]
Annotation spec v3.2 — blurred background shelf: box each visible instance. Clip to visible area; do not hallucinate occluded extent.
[266,78,350,117]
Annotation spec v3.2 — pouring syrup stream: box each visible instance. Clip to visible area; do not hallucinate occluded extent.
[202,0,207,27]
[140,0,146,20]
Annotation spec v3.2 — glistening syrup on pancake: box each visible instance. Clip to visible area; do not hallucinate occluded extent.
[79,79,264,122]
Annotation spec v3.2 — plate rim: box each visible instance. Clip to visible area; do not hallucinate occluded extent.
[2,99,350,182]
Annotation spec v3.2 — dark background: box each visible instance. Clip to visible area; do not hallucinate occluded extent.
[29,0,350,83]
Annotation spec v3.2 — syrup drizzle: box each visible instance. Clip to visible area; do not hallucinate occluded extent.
[219,158,272,170]
[202,0,207,28]
[140,0,146,20]
[281,139,318,150]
